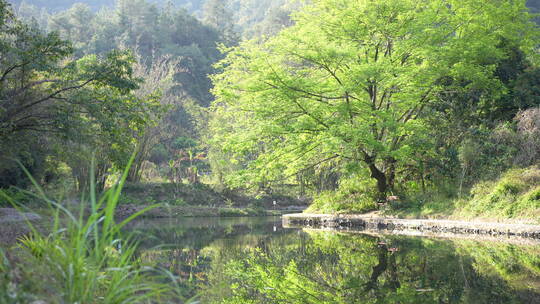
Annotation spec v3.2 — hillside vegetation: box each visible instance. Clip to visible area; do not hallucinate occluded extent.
[1,0,539,221]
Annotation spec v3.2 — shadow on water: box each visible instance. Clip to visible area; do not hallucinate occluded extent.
[128,216,540,304]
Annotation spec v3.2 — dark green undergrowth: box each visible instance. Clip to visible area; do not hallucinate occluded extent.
[121,182,225,206]
[122,204,279,218]
[120,182,307,209]
[218,206,265,217]
[0,187,35,207]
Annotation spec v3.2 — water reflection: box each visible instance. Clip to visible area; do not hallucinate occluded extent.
[130,217,540,304]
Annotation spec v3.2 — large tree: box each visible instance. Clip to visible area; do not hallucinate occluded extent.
[0,1,159,189]
[210,0,538,199]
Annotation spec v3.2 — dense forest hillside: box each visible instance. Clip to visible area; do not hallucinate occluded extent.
[8,0,297,37]
[1,0,228,190]
[0,0,299,192]
[9,0,204,13]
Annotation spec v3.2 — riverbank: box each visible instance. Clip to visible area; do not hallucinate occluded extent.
[115,181,308,218]
[115,203,305,218]
[282,213,540,239]
[120,182,308,208]
[0,205,304,245]
[305,166,540,225]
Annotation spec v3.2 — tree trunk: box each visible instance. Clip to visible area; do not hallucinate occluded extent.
[367,161,388,201]
[364,245,388,292]
[385,158,396,193]
[75,161,109,194]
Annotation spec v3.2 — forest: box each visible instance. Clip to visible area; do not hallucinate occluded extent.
[1,0,540,302]
[1,0,538,218]
[1,0,297,194]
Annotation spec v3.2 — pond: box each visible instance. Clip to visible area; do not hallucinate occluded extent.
[129,216,540,304]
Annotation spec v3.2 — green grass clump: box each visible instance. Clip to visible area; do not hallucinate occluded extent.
[305,174,377,214]
[390,192,459,219]
[0,158,185,303]
[457,166,540,221]
[307,191,377,214]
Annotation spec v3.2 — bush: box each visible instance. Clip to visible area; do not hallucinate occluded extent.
[307,175,377,214]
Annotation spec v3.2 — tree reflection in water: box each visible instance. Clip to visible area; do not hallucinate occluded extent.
[131,217,540,304]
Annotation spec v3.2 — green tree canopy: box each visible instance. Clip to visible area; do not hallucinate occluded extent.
[210,0,538,198]
[0,0,160,188]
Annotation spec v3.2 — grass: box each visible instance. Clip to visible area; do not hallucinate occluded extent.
[388,166,540,223]
[0,157,188,303]
[119,181,307,211]
[302,166,540,223]
[218,206,267,217]
[305,174,378,214]
[454,166,540,222]
[387,192,459,219]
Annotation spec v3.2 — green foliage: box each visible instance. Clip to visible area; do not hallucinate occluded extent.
[210,0,538,201]
[218,207,249,217]
[149,144,171,164]
[121,182,225,206]
[36,0,227,186]
[307,174,377,214]
[44,0,222,106]
[0,158,183,303]
[11,0,207,14]
[4,0,540,221]
[0,187,30,207]
[0,1,163,190]
[216,232,537,304]
[391,166,540,222]
[173,136,198,150]
[457,166,540,220]
[389,191,459,219]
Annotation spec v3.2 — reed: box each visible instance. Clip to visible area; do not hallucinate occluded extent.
[0,155,183,303]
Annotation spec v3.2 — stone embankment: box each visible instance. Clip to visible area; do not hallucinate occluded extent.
[282,213,540,239]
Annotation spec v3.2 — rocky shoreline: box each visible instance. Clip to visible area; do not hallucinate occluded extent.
[282,213,540,239]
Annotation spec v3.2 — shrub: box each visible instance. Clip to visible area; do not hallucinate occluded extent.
[307,175,377,214]
[166,197,187,206]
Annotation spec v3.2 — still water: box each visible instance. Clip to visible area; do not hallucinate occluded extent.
[130,216,540,304]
